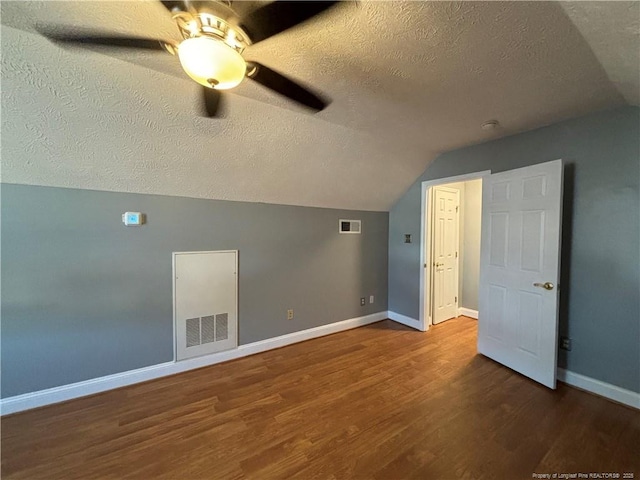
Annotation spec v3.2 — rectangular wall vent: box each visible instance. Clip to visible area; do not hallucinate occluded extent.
[339,219,361,234]
[174,250,238,361]
[185,313,230,348]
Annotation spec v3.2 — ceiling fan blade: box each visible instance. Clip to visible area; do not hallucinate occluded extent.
[240,1,340,44]
[202,86,223,118]
[247,62,328,112]
[38,28,167,50]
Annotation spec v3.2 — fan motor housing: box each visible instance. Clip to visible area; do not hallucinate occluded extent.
[173,8,251,53]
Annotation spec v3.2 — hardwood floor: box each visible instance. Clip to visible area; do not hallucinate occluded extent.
[2,317,639,479]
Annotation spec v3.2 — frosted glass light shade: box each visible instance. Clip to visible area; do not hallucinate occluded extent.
[178,36,246,90]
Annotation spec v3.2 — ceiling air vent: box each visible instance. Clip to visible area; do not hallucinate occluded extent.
[339,219,361,234]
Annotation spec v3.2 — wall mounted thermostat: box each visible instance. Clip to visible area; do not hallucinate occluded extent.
[122,212,144,226]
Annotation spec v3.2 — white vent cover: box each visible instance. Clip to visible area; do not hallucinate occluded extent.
[185,313,229,348]
[174,251,238,361]
[339,219,361,234]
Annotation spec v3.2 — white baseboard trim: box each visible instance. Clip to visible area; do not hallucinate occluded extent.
[237,311,386,356]
[458,307,478,319]
[388,311,421,329]
[557,368,639,410]
[0,311,387,416]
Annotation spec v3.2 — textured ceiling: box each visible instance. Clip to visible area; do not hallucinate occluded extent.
[1,1,636,211]
[560,1,640,106]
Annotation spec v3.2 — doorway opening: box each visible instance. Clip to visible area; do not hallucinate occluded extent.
[419,171,490,331]
[418,162,564,389]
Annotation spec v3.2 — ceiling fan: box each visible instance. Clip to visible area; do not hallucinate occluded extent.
[38,0,341,117]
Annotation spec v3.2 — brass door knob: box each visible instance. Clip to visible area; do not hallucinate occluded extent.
[533,282,554,290]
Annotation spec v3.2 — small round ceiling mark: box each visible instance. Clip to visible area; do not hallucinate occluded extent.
[481,120,500,131]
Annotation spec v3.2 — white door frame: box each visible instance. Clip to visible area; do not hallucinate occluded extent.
[419,171,491,331]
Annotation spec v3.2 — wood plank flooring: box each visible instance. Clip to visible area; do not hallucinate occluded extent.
[2,317,639,479]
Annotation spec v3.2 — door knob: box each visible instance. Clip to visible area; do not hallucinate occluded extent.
[533,282,554,290]
[434,262,444,267]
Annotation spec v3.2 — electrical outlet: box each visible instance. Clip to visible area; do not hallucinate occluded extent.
[360,297,366,306]
[287,309,294,320]
[369,295,374,304]
[560,336,571,351]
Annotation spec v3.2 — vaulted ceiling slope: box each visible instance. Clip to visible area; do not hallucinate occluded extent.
[1,1,637,211]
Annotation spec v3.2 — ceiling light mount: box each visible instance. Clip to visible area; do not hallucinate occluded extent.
[481,120,500,131]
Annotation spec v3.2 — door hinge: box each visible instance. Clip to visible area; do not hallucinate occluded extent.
[456,206,459,212]
[455,251,458,258]
[455,296,458,302]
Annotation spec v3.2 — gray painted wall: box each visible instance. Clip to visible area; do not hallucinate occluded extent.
[389,106,639,392]
[1,186,388,398]
[461,179,482,311]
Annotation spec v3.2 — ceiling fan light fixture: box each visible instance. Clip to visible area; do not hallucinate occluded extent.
[41,1,333,116]
[177,36,246,90]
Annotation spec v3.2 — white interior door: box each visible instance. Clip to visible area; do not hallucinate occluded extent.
[432,186,460,325]
[174,251,238,361]
[478,160,563,388]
